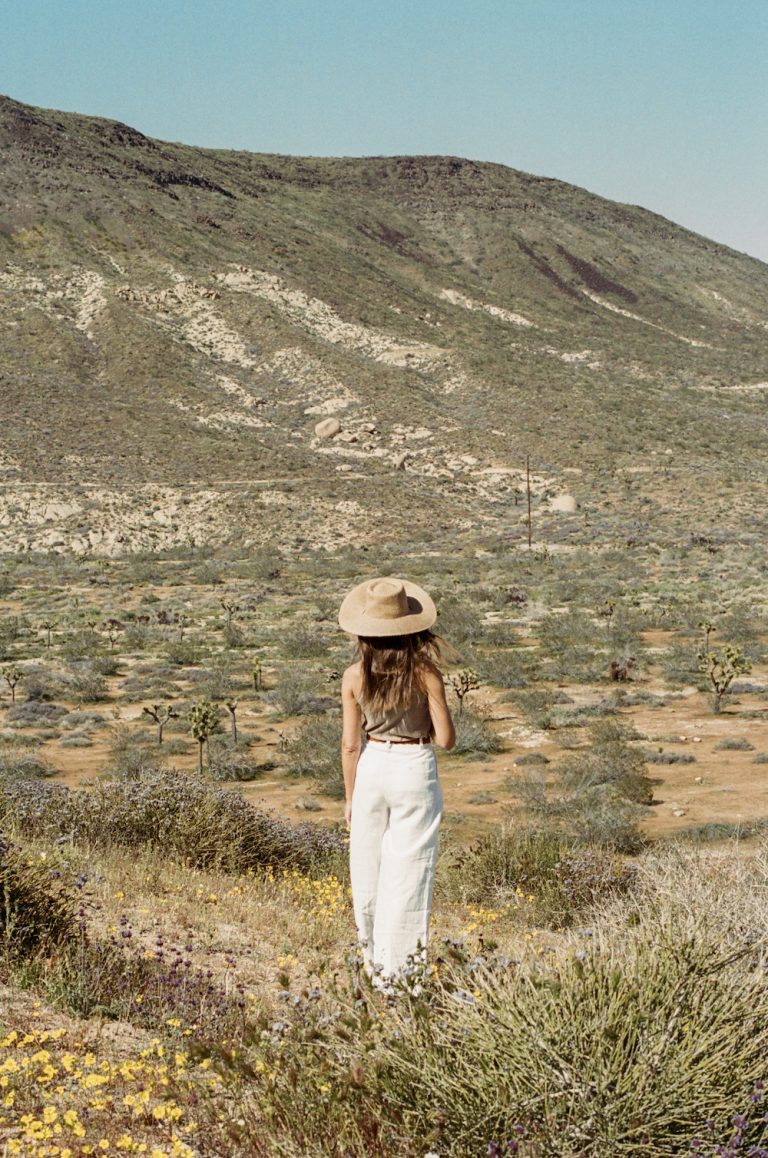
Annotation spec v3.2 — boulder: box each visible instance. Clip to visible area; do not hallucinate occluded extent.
[550,494,578,513]
[315,418,341,439]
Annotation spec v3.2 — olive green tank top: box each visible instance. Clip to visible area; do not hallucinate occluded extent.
[358,686,432,742]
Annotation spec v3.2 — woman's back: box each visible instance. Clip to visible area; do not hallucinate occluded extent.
[353,663,432,741]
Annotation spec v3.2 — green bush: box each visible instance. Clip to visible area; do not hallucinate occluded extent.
[286,714,343,798]
[0,831,76,958]
[0,771,346,877]
[268,670,333,716]
[644,750,697,764]
[440,825,636,923]
[536,608,605,681]
[206,742,275,782]
[164,641,203,667]
[232,915,768,1155]
[281,623,331,660]
[452,707,502,756]
[0,753,54,780]
[474,648,529,688]
[714,737,755,751]
[66,663,109,703]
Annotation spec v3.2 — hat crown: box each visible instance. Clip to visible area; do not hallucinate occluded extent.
[364,578,410,621]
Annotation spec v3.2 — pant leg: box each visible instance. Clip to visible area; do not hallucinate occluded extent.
[348,744,390,972]
[374,745,443,978]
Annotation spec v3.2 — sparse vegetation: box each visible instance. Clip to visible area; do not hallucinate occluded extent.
[2,90,768,1152]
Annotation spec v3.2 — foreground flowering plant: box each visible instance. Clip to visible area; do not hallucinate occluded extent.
[0,1025,224,1156]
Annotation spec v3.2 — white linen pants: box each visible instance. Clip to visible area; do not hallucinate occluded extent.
[349,740,443,979]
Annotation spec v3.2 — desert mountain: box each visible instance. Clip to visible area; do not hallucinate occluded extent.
[1,94,767,555]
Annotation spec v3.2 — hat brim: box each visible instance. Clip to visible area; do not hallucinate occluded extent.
[338,578,437,637]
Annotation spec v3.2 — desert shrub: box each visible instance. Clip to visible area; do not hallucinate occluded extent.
[191,662,238,701]
[514,751,550,766]
[452,707,502,756]
[752,753,768,764]
[206,744,275,782]
[441,825,637,923]
[559,787,646,853]
[481,620,520,648]
[557,725,653,806]
[0,771,346,876]
[60,735,93,748]
[107,747,164,780]
[22,666,61,702]
[718,601,767,662]
[508,688,563,730]
[7,701,68,728]
[433,593,483,654]
[467,791,497,805]
[222,622,247,649]
[190,561,223,586]
[474,649,529,688]
[280,622,332,660]
[0,830,76,957]
[66,663,109,703]
[164,641,203,667]
[556,696,620,724]
[0,616,24,661]
[536,608,604,681]
[678,819,768,842]
[661,641,702,685]
[90,654,120,677]
[121,621,154,650]
[60,710,106,731]
[235,547,281,580]
[644,750,697,764]
[120,670,182,702]
[0,752,54,780]
[714,737,755,751]
[268,669,332,716]
[59,628,104,662]
[364,928,768,1155]
[286,714,343,797]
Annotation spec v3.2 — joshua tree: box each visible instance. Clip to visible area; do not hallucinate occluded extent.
[189,701,221,772]
[698,644,751,715]
[448,669,480,719]
[698,619,716,654]
[2,666,22,703]
[142,703,178,746]
[599,600,616,630]
[40,620,57,650]
[104,618,123,650]
[225,700,239,745]
[220,599,239,628]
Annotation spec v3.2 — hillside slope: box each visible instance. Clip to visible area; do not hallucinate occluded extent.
[1,94,767,554]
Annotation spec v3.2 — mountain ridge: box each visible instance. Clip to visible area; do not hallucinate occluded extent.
[1,94,767,556]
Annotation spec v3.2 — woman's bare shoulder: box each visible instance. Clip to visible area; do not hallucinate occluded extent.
[420,661,446,692]
[342,662,363,692]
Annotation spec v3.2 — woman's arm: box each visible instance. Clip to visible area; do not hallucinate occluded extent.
[341,666,363,825]
[423,666,456,750]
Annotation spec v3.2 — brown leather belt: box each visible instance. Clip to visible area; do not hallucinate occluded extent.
[366,735,428,746]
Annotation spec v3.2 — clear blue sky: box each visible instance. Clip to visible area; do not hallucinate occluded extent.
[2,0,767,262]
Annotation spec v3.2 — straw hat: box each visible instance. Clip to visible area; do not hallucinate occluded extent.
[338,577,436,637]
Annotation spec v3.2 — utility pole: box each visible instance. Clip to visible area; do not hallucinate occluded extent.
[526,455,532,549]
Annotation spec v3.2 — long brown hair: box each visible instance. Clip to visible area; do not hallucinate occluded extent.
[357,630,443,717]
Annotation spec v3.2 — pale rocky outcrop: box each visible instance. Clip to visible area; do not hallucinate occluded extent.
[550,494,578,513]
[315,417,341,439]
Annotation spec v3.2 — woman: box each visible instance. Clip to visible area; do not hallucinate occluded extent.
[339,576,455,986]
